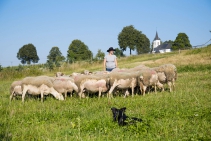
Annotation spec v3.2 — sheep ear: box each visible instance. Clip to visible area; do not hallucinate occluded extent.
[61,73,64,76]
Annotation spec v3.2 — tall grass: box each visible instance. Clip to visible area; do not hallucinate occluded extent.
[0,45,211,140]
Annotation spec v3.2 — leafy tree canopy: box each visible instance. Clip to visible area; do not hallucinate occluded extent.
[67,39,93,63]
[163,40,174,44]
[17,43,39,65]
[95,49,105,61]
[118,25,140,55]
[47,46,65,64]
[0,64,3,72]
[118,25,149,55]
[172,33,192,50]
[114,48,125,57]
[46,60,54,71]
[136,33,150,54]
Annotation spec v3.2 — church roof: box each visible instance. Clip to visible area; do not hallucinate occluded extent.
[154,31,160,41]
[154,43,172,53]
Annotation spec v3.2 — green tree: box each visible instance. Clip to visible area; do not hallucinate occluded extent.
[47,46,65,66]
[136,33,150,54]
[17,43,39,65]
[46,60,54,71]
[114,48,125,57]
[95,49,105,61]
[163,40,174,44]
[0,64,3,72]
[172,33,192,50]
[118,25,139,55]
[67,39,93,63]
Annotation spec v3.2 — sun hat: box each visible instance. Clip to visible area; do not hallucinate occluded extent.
[107,47,116,52]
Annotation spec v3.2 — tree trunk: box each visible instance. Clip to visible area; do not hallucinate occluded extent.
[130,48,132,55]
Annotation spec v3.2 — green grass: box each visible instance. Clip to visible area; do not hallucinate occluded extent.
[1,46,211,140]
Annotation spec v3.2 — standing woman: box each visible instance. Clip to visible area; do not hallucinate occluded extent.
[104,47,118,72]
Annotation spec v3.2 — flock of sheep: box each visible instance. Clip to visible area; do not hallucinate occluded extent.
[10,63,177,102]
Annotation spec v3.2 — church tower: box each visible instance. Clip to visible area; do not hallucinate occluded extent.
[153,31,161,51]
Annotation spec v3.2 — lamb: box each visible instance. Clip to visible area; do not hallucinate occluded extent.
[137,68,163,96]
[73,74,110,98]
[53,76,78,99]
[21,76,64,102]
[10,80,22,101]
[108,71,141,98]
[152,64,177,92]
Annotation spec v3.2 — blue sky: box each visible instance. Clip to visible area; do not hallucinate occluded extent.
[0,0,211,67]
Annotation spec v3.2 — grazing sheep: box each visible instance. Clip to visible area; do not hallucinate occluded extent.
[152,64,177,92]
[137,69,163,96]
[53,76,78,99]
[73,74,110,98]
[115,65,162,95]
[10,80,22,101]
[108,71,141,98]
[108,67,162,96]
[21,76,64,102]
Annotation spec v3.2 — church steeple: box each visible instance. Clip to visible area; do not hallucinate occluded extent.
[152,31,161,50]
[154,31,160,41]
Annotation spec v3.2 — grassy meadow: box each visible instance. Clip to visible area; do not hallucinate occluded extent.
[0,46,211,140]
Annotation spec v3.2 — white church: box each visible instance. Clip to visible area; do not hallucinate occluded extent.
[152,31,172,53]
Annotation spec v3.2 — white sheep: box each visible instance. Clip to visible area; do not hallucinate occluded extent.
[10,80,22,101]
[73,74,110,98]
[108,71,140,98]
[53,76,78,99]
[137,68,163,96]
[152,64,177,92]
[21,76,64,102]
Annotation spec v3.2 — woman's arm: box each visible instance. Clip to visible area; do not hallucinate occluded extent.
[115,58,118,68]
[103,58,106,71]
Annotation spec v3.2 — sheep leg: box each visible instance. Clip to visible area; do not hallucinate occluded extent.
[124,89,129,98]
[142,86,147,96]
[156,81,164,92]
[167,81,172,92]
[172,79,175,91]
[65,91,67,100]
[108,80,118,98]
[22,88,27,103]
[139,87,143,95]
[41,91,44,102]
[131,86,135,97]
[98,87,102,98]
[79,86,85,99]
[154,85,157,94]
[10,91,14,101]
[78,92,82,99]
[131,78,136,97]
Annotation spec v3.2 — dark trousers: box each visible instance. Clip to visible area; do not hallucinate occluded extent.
[106,68,114,72]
